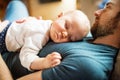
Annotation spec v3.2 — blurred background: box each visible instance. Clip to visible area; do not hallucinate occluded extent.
[0,0,107,25]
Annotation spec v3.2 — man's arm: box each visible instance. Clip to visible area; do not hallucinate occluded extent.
[17,71,42,80]
[0,54,13,80]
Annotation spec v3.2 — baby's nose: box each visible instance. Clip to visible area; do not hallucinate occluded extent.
[62,31,68,38]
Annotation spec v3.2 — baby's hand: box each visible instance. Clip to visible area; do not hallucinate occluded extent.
[44,52,62,68]
[37,16,42,20]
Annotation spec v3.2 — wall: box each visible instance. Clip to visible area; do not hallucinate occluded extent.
[77,0,100,25]
[28,0,76,20]
[0,0,10,19]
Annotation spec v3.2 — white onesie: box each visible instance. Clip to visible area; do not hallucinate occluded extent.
[5,18,52,70]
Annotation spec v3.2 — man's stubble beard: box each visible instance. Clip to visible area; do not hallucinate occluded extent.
[91,18,117,40]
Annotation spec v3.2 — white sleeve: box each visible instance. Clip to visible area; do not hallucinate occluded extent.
[19,33,49,70]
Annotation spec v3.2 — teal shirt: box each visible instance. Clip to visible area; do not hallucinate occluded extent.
[39,40,118,80]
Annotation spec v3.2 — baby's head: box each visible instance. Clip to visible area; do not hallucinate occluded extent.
[50,10,90,43]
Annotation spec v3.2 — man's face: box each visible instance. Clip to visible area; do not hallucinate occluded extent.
[91,0,120,39]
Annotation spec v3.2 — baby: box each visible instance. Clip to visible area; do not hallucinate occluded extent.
[0,10,90,71]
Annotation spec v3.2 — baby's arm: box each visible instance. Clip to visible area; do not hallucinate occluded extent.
[30,52,62,70]
[15,16,43,23]
[20,43,62,71]
[20,32,61,71]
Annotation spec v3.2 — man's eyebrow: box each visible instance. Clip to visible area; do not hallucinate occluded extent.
[106,2,114,6]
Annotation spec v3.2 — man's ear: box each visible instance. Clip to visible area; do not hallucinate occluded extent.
[58,12,64,18]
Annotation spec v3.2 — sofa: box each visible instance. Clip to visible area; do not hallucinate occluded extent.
[1,38,120,80]
[110,50,120,80]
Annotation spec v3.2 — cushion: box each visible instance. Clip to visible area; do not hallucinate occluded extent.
[110,50,120,80]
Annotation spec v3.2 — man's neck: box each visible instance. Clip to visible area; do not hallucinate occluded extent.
[93,34,120,48]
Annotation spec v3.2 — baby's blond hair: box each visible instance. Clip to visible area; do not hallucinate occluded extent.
[65,10,90,38]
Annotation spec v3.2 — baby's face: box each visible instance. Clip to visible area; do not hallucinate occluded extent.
[50,15,85,43]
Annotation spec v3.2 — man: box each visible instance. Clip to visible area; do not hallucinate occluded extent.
[0,0,120,80]
[17,0,120,80]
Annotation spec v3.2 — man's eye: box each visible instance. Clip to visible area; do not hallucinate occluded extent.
[104,4,111,9]
[105,6,110,8]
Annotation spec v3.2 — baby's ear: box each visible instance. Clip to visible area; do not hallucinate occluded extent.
[58,12,64,18]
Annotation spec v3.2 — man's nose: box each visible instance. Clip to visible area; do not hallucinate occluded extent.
[94,9,103,17]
